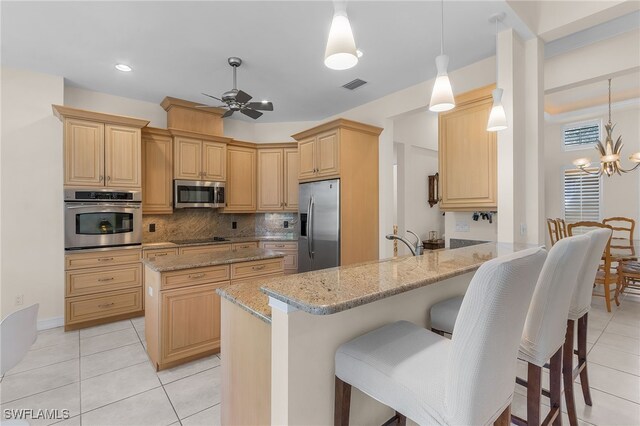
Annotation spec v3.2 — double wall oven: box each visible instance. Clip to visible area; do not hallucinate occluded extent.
[64,188,142,250]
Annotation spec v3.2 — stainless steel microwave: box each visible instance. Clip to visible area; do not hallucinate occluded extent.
[174,180,225,208]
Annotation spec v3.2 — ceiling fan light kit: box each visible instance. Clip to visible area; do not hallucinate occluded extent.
[324,2,359,70]
[429,0,455,112]
[487,13,508,132]
[572,78,640,177]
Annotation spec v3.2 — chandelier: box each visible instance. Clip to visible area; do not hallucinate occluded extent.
[573,79,640,177]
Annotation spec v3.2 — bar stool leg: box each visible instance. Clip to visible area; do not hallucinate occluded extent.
[527,362,542,426]
[563,320,579,426]
[335,376,352,426]
[549,348,563,426]
[494,405,511,426]
[577,314,592,406]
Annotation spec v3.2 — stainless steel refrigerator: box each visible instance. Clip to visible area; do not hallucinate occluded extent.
[298,179,340,272]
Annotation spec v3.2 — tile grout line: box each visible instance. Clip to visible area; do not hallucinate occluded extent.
[160,383,182,425]
[79,323,136,341]
[177,401,221,424]
[79,384,164,417]
[5,354,81,378]
[158,364,221,386]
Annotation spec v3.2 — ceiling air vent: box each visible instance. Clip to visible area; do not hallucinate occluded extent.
[342,78,367,90]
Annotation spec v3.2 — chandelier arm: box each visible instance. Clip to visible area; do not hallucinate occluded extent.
[577,167,602,177]
[620,162,640,173]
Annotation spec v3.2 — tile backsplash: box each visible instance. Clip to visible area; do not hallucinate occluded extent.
[142,210,298,243]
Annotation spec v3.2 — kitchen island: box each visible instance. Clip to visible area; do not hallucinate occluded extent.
[142,247,284,371]
[217,242,535,425]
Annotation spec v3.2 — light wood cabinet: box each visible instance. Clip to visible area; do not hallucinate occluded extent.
[261,241,298,274]
[232,241,259,251]
[53,105,149,189]
[292,119,382,266]
[178,244,230,255]
[225,144,257,212]
[64,248,143,330]
[438,85,497,211]
[257,146,299,212]
[142,128,173,214]
[143,247,179,261]
[174,135,227,182]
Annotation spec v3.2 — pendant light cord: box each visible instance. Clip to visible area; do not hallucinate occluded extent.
[608,78,612,125]
[440,0,444,55]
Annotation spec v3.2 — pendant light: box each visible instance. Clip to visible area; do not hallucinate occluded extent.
[324,1,358,70]
[487,13,508,132]
[429,0,455,112]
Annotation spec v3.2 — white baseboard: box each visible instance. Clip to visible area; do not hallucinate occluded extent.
[37,316,64,330]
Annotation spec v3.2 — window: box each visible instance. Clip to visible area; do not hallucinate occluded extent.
[562,120,601,150]
[563,168,601,223]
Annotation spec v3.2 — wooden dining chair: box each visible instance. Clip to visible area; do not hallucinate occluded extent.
[568,222,619,312]
[547,218,560,247]
[619,261,640,296]
[602,217,636,260]
[556,218,568,239]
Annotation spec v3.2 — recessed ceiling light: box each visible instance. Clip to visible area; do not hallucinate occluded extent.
[115,63,132,72]
[261,100,269,104]
[356,49,363,58]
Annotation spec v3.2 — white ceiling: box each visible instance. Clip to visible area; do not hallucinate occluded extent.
[1,1,533,122]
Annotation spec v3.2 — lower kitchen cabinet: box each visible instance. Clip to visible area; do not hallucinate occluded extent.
[261,241,298,274]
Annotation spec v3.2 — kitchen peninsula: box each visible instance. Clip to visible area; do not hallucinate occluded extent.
[142,247,284,371]
[217,242,535,425]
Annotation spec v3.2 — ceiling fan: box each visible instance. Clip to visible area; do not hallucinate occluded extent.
[199,57,273,119]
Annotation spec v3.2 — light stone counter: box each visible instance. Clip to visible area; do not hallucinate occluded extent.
[142,235,298,250]
[262,242,536,315]
[142,247,284,272]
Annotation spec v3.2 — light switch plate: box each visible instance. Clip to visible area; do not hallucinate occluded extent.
[455,222,470,232]
[148,286,153,297]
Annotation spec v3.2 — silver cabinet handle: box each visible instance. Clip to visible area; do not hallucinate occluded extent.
[97,257,114,262]
[275,244,285,248]
[98,277,114,282]
[252,265,266,270]
[98,302,115,308]
[156,253,168,257]
[188,273,205,279]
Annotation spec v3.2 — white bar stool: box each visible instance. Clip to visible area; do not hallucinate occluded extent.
[563,228,611,426]
[334,247,547,426]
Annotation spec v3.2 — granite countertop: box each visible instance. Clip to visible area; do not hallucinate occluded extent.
[142,235,297,250]
[261,242,536,315]
[217,276,285,324]
[142,247,285,272]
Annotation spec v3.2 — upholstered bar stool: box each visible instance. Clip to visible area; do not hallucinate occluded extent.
[562,228,611,426]
[429,236,590,425]
[334,247,547,426]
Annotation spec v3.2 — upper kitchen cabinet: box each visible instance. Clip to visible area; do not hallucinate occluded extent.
[172,130,229,182]
[142,127,173,214]
[161,97,225,136]
[225,143,257,213]
[438,85,497,211]
[257,144,299,212]
[53,105,149,189]
[293,119,383,265]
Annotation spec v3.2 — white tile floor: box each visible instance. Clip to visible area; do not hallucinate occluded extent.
[1,294,639,425]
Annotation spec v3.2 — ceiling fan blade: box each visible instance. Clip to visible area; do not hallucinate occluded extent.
[235,90,252,104]
[241,108,263,119]
[245,101,273,111]
[195,105,227,109]
[202,92,223,102]
[221,109,234,118]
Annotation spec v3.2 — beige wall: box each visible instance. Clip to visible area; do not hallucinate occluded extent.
[544,105,640,242]
[1,68,64,327]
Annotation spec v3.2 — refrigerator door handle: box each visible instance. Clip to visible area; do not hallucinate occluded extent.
[306,196,313,259]
[309,196,315,258]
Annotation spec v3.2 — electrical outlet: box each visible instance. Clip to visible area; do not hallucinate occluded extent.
[148,286,153,297]
[149,223,156,232]
[455,222,470,232]
[232,221,237,229]
[284,221,289,229]
[15,294,24,306]
[520,223,527,236]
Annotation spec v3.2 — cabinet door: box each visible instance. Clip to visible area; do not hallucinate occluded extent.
[283,148,299,211]
[174,137,202,180]
[297,137,316,180]
[257,149,283,211]
[202,141,227,181]
[316,130,340,177]
[105,125,142,188]
[64,118,105,186]
[226,146,257,212]
[161,283,223,363]
[142,135,173,214]
[439,95,496,211]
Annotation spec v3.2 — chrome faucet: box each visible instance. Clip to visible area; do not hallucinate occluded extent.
[386,230,424,256]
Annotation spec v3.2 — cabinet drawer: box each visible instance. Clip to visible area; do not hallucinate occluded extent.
[144,248,179,261]
[66,264,141,297]
[178,244,230,255]
[261,241,297,251]
[65,248,141,270]
[231,258,284,280]
[162,265,230,290]
[231,241,258,251]
[66,288,142,325]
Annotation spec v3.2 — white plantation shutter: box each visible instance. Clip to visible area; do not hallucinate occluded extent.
[564,168,601,223]
[563,121,600,149]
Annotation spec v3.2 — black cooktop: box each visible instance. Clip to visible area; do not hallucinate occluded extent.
[169,237,229,245]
